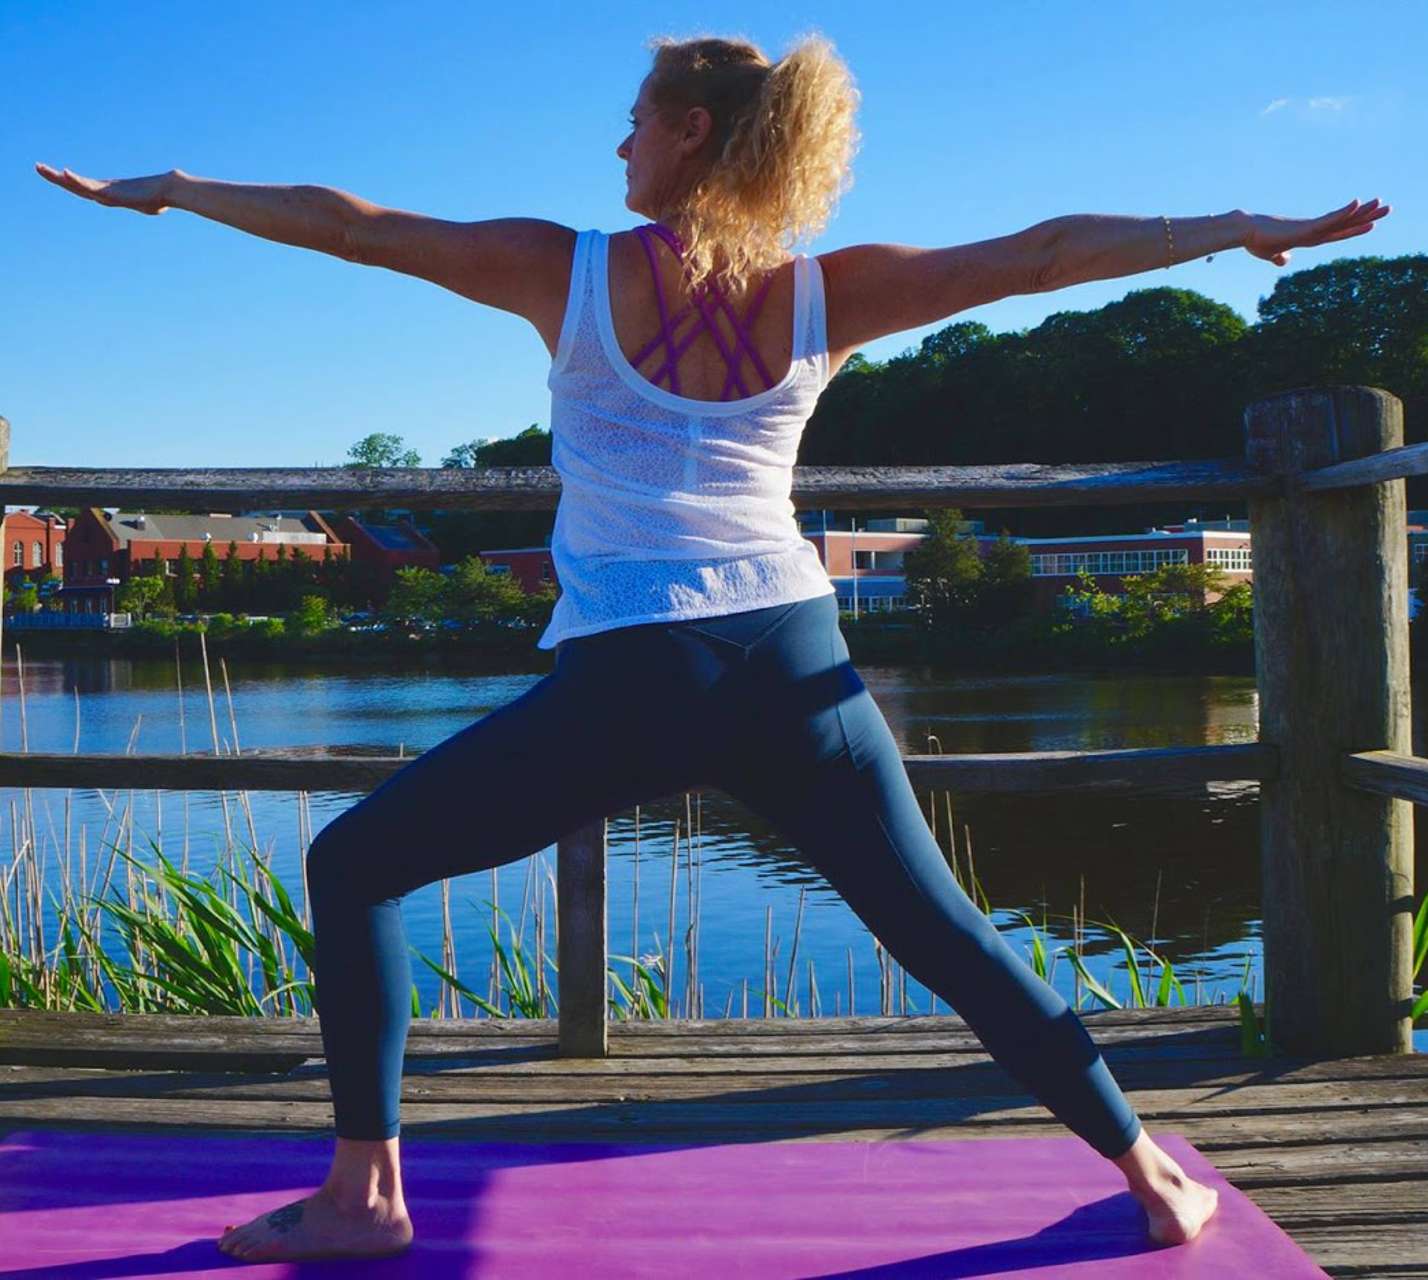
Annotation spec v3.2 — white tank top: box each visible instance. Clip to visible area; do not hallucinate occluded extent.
[537,227,837,650]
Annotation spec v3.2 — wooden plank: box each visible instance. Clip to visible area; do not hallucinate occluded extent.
[0,1018,1250,1067]
[0,741,1276,794]
[1249,1179,1428,1223]
[0,457,1279,513]
[1344,749,1428,805]
[1,1095,1426,1164]
[11,1049,1424,1086]
[12,1006,1428,1075]
[4,1058,1428,1124]
[1300,438,1428,492]
[7,1034,1425,1082]
[1240,1184,1428,1280]
[3,1070,1424,1117]
[1246,385,1415,1057]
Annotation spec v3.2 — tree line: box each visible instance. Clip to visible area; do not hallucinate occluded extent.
[399,251,1428,557]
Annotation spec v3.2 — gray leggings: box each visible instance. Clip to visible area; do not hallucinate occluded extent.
[305,591,1144,1157]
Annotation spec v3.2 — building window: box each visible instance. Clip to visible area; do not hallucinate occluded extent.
[854,549,905,571]
[1030,548,1190,577]
[10,540,19,567]
[55,544,63,568]
[486,563,511,576]
[32,541,42,567]
[1206,547,1253,571]
[541,563,552,580]
[98,557,108,575]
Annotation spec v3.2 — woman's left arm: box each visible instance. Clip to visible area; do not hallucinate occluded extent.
[1039,200,1389,290]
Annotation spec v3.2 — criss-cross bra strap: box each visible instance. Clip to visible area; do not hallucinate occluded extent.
[632,224,684,395]
[628,222,778,400]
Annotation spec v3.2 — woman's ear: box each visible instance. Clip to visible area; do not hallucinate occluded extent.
[679,105,714,155]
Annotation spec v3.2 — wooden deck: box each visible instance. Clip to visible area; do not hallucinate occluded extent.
[2,1004,1425,1276]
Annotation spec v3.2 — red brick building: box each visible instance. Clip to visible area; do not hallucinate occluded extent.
[474,546,557,595]
[3,510,67,593]
[328,515,441,592]
[1022,522,1253,614]
[57,508,348,614]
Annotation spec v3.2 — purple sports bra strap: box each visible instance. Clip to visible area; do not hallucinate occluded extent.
[719,273,777,398]
[634,221,781,399]
[645,222,779,396]
[632,224,682,395]
[721,273,778,391]
[641,224,749,395]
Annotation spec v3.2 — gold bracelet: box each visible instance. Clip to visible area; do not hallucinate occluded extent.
[1162,214,1174,268]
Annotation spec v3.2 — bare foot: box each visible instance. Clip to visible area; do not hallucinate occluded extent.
[1128,1159,1220,1246]
[216,1185,413,1262]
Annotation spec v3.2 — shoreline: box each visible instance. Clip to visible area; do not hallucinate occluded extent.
[0,618,1260,676]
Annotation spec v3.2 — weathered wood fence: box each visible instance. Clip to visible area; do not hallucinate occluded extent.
[0,385,1418,1060]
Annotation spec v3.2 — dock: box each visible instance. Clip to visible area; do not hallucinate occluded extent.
[4,1004,1426,1276]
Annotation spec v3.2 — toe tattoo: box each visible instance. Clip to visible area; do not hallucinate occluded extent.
[265,1202,304,1234]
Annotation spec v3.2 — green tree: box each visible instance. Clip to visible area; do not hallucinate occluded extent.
[382,566,445,624]
[901,508,984,631]
[976,531,1035,628]
[1208,579,1254,649]
[200,540,221,608]
[1118,560,1229,640]
[347,433,422,468]
[440,555,532,623]
[115,570,166,620]
[285,593,336,637]
[221,540,243,612]
[174,544,197,612]
[251,550,272,612]
[289,545,314,593]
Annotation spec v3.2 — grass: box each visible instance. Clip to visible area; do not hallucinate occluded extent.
[2,632,1424,1061]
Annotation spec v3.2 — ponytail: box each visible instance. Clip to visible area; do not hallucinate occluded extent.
[645,31,861,297]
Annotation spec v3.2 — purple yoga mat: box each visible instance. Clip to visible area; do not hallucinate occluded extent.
[0,1127,1328,1278]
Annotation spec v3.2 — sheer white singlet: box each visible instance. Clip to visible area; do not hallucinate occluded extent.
[538,227,837,650]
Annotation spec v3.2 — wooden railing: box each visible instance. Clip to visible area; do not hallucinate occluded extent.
[0,385,1417,1059]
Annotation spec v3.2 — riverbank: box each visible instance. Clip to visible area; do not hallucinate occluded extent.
[839,615,1259,675]
[0,621,555,672]
[11,605,1418,677]
[1,614,1265,674]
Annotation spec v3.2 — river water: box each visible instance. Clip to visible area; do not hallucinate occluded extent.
[5,647,1424,1046]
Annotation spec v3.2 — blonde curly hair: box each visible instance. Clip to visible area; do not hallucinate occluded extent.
[642,30,861,298]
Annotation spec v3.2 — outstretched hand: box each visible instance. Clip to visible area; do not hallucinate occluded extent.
[34,163,174,216]
[1244,198,1390,267]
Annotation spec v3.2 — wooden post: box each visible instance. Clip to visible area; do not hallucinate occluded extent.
[1246,386,1414,1056]
[556,817,608,1056]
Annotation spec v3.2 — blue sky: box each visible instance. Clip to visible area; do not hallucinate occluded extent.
[4,0,1421,472]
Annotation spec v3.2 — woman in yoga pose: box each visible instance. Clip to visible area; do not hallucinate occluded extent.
[38,30,1387,1265]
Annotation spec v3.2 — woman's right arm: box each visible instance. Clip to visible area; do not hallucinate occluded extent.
[165,169,355,259]
[35,164,577,345]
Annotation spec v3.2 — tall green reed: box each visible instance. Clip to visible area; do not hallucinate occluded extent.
[4,640,1423,1060]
